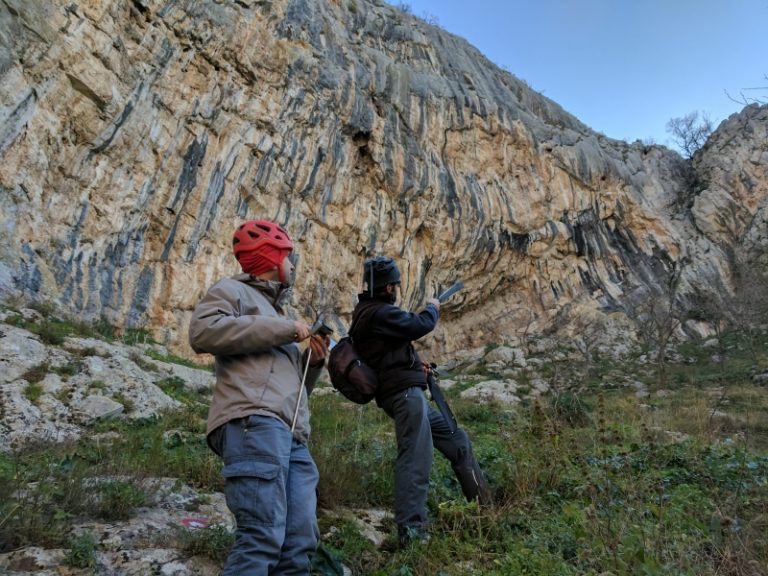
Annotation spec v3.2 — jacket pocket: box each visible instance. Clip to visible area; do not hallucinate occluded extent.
[221,459,283,526]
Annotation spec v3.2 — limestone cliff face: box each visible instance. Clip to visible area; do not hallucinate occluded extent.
[0,0,766,357]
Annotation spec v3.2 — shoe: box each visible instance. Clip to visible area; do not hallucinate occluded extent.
[397,525,430,548]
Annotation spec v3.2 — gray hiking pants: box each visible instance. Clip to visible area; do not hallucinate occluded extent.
[380,386,485,530]
[208,415,319,575]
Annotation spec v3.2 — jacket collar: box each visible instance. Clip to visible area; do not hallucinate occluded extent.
[357,292,395,304]
[234,273,292,310]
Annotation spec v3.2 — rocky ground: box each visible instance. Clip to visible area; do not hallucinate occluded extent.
[0,305,696,575]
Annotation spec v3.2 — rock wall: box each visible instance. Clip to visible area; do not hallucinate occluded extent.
[0,0,766,357]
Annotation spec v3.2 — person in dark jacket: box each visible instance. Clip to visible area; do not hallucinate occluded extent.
[189,219,329,575]
[350,256,491,546]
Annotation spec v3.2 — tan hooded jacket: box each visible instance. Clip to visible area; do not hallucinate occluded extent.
[189,273,322,443]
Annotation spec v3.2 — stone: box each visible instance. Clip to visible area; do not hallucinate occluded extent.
[437,378,457,390]
[19,308,43,323]
[484,346,526,368]
[0,319,213,453]
[628,380,649,398]
[0,324,50,383]
[325,507,391,549]
[529,378,550,396]
[72,394,125,423]
[460,379,521,404]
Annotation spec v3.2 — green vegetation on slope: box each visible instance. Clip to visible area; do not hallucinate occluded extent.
[1,324,766,575]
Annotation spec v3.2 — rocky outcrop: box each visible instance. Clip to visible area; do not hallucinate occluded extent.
[0,311,214,453]
[0,0,766,359]
[0,478,230,576]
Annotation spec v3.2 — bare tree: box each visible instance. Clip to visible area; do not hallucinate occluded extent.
[666,111,714,158]
[718,252,768,361]
[625,261,689,387]
[571,313,609,381]
[725,74,768,106]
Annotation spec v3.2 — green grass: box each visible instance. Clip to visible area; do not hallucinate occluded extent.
[316,396,768,575]
[147,348,213,370]
[307,329,768,575]
[177,524,234,564]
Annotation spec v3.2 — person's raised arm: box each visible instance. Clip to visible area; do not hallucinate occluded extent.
[373,299,440,341]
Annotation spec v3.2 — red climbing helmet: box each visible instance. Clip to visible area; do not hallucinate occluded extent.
[232,220,293,261]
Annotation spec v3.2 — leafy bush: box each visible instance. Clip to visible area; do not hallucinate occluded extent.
[157,376,188,400]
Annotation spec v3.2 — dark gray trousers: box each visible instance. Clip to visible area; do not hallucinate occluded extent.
[380,386,486,530]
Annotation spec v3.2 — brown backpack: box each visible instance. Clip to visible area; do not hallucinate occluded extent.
[327,336,378,404]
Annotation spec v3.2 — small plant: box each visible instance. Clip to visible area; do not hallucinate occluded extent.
[146,348,212,370]
[89,380,107,393]
[129,351,159,372]
[317,517,373,573]
[92,318,117,340]
[23,381,45,405]
[94,480,146,521]
[20,362,50,385]
[51,361,81,380]
[36,320,66,345]
[54,388,72,404]
[549,391,592,427]
[177,524,234,563]
[62,531,98,569]
[122,328,156,346]
[112,392,134,413]
[157,376,187,400]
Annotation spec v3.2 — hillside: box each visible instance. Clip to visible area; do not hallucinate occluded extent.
[1,305,767,574]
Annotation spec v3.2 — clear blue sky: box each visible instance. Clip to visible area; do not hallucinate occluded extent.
[398,0,767,146]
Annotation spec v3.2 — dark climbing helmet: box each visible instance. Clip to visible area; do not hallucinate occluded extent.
[364,256,401,290]
[232,220,293,262]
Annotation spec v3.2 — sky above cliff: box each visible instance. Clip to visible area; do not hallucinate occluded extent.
[399,0,767,147]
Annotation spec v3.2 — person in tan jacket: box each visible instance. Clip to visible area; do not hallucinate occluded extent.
[189,219,328,575]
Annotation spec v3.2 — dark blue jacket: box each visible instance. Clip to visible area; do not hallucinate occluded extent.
[350,293,439,402]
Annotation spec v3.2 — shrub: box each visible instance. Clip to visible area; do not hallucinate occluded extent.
[51,361,81,380]
[93,481,147,521]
